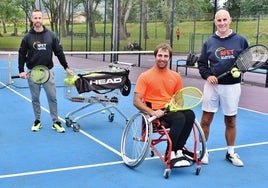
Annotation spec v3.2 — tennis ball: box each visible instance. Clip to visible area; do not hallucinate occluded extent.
[101,110,106,114]
[64,78,73,86]
[232,71,241,78]
[111,67,117,72]
[64,76,78,86]
[231,68,241,78]
[64,78,70,85]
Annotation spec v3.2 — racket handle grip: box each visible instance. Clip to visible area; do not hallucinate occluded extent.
[217,72,227,79]
[11,75,20,79]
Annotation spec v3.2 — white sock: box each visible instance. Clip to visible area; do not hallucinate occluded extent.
[227,146,234,155]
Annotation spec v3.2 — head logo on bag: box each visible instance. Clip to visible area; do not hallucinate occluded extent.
[75,70,131,96]
[89,77,122,85]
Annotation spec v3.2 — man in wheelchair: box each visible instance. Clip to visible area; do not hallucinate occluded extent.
[133,43,195,167]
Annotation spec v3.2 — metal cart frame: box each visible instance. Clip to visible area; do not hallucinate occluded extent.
[64,62,133,132]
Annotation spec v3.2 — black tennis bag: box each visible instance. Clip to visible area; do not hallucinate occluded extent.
[74,70,131,96]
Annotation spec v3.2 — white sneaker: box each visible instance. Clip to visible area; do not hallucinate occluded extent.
[172,150,190,167]
[201,151,209,164]
[226,152,244,167]
[170,151,176,160]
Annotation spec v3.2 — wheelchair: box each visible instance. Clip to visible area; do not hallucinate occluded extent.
[120,112,206,178]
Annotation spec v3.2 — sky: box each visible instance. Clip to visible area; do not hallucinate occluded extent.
[218,0,228,7]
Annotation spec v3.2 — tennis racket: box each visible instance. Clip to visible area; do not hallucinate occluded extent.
[148,87,203,122]
[11,65,50,84]
[217,44,268,79]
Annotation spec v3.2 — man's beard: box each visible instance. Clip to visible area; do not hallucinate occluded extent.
[34,22,42,28]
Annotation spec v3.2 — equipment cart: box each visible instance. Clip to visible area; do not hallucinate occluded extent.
[64,61,133,132]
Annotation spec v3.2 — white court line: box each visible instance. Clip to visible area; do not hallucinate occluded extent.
[0,161,124,179]
[207,141,268,152]
[0,141,268,179]
[238,106,268,116]
[1,81,268,179]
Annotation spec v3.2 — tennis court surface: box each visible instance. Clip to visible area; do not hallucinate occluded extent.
[0,54,268,188]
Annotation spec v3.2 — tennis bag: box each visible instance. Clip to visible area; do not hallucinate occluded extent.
[74,70,131,96]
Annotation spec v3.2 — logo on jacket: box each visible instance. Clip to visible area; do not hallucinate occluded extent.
[33,41,47,50]
[215,47,235,60]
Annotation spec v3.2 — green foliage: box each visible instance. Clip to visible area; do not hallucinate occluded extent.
[1,18,268,53]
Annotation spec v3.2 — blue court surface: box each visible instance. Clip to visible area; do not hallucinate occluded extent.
[1,61,268,188]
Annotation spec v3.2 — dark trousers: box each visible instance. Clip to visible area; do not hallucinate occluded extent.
[160,110,195,151]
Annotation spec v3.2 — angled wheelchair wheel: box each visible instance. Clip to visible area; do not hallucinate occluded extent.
[183,119,206,163]
[121,112,152,168]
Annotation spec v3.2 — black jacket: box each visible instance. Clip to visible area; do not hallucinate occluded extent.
[18,26,69,73]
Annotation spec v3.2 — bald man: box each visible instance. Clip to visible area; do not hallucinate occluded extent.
[197,9,249,167]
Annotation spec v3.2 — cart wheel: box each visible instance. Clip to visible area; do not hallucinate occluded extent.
[65,118,72,127]
[163,169,171,179]
[72,123,80,132]
[195,167,201,175]
[108,113,114,122]
[150,150,154,157]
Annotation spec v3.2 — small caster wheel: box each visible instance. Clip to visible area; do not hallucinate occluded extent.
[195,167,201,175]
[65,118,72,127]
[150,150,154,157]
[108,113,114,122]
[163,169,171,179]
[72,123,80,132]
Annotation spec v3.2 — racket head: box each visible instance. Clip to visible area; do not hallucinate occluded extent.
[167,87,203,112]
[30,65,50,84]
[236,44,268,72]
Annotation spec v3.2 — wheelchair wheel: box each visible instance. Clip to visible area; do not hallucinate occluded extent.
[121,112,152,168]
[183,119,206,162]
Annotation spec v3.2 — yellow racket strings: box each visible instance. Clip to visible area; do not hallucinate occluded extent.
[31,67,49,83]
[169,87,203,111]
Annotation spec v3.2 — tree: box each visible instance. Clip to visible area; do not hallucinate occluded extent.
[81,0,102,38]
[0,0,25,35]
[65,0,81,35]
[142,0,149,39]
[42,0,62,35]
[13,0,36,32]
[224,0,268,16]
[120,0,138,40]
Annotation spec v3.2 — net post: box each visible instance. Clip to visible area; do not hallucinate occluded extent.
[8,52,12,85]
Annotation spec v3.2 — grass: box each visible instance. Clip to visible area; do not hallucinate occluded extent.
[1,18,268,53]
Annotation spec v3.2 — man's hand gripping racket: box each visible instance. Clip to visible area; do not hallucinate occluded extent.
[148,87,203,122]
[11,65,50,84]
[217,44,268,79]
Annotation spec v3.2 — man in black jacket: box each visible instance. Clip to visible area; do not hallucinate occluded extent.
[18,9,73,133]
